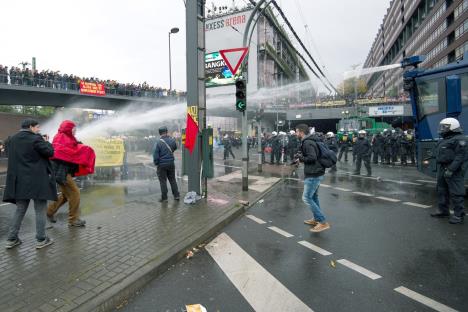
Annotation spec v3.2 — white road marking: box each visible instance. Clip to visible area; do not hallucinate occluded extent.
[214,163,242,169]
[320,183,331,188]
[394,286,458,312]
[416,180,437,184]
[383,179,422,186]
[0,203,10,207]
[298,241,332,256]
[334,187,351,192]
[352,191,373,197]
[206,233,314,312]
[337,259,382,280]
[268,226,294,238]
[403,202,431,209]
[375,196,401,203]
[245,214,267,224]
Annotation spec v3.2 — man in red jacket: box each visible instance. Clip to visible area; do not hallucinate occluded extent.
[47,120,87,227]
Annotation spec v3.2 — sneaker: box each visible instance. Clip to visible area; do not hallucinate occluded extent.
[5,238,22,249]
[36,237,54,249]
[68,219,86,227]
[310,222,330,233]
[47,214,57,223]
[304,219,319,227]
[449,215,464,224]
[430,211,450,218]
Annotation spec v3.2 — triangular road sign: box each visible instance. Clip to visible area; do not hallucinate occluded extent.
[219,47,249,76]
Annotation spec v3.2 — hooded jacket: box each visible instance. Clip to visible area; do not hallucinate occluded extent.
[51,120,95,181]
[300,135,325,178]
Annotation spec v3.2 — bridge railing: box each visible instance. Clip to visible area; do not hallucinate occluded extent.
[0,74,185,100]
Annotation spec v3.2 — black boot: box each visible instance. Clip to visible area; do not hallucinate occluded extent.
[449,214,465,224]
[430,211,450,218]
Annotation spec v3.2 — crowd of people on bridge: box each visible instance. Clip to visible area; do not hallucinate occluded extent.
[0,64,186,99]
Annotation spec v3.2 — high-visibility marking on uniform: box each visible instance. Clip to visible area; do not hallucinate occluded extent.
[352,192,373,197]
[394,286,459,312]
[206,233,314,312]
[337,259,382,280]
[245,214,267,224]
[403,202,431,209]
[298,241,332,256]
[268,226,294,238]
[375,196,401,202]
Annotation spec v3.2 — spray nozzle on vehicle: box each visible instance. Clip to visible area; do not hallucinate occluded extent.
[401,55,426,69]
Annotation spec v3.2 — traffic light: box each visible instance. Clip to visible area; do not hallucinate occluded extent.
[235,78,246,112]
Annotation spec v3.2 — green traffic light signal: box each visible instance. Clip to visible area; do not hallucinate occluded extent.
[235,78,246,112]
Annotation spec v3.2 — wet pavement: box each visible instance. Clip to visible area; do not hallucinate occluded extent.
[120,159,468,312]
[0,149,281,312]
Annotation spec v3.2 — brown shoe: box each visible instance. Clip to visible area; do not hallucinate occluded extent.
[310,222,330,233]
[304,219,318,227]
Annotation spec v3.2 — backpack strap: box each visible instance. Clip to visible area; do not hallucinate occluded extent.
[160,138,173,155]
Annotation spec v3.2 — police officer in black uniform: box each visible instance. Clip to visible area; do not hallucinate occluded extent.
[431,118,467,224]
[325,132,338,172]
[352,130,372,176]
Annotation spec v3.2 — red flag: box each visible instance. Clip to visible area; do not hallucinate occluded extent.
[185,113,198,154]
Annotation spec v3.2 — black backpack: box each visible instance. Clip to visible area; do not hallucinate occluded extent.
[316,141,337,168]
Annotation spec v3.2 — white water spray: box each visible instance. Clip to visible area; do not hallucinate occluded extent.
[343,63,401,79]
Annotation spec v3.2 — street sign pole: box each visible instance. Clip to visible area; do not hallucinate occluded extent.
[257,119,262,172]
[186,0,206,195]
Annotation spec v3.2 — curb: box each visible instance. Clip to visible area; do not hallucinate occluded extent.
[75,178,283,312]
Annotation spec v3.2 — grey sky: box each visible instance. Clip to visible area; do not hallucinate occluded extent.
[0,0,390,93]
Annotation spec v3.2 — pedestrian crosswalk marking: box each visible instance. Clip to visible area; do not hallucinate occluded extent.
[416,180,437,184]
[245,214,267,224]
[334,187,351,192]
[337,259,382,280]
[394,286,458,312]
[403,202,431,209]
[298,241,332,256]
[383,179,422,186]
[0,203,10,207]
[206,233,314,312]
[268,226,294,238]
[352,192,373,197]
[320,184,331,188]
[375,196,400,203]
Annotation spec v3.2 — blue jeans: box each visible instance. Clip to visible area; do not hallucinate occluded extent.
[302,176,325,223]
[7,199,47,242]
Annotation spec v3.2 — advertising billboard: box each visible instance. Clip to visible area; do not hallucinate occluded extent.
[368,105,404,116]
[205,51,240,88]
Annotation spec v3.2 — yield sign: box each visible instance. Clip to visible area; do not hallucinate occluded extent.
[219,47,249,76]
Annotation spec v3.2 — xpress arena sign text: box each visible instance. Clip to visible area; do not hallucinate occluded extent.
[205,14,246,31]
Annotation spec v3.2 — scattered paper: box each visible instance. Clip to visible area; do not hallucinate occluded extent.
[330,260,336,268]
[186,304,207,312]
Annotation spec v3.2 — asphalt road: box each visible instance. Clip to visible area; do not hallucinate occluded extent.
[119,161,468,312]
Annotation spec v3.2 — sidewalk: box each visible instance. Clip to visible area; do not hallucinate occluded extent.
[0,165,283,312]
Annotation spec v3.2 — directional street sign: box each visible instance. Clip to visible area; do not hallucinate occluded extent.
[219,47,249,76]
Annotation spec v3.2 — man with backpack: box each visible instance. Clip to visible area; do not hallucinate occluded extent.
[295,124,333,233]
[153,126,180,203]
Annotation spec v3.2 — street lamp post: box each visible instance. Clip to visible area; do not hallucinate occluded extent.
[169,27,180,91]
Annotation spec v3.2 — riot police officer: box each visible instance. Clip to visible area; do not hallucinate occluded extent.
[288,130,299,163]
[338,132,350,162]
[372,132,385,164]
[222,134,235,160]
[269,131,281,165]
[353,130,372,176]
[431,118,467,224]
[399,130,412,165]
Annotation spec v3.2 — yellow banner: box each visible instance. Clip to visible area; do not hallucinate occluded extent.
[87,138,125,167]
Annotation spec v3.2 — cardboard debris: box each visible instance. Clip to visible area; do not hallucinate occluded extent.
[238,200,249,206]
[186,304,207,312]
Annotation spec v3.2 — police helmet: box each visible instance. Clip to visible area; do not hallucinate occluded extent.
[290,130,296,135]
[439,118,462,135]
[358,130,367,136]
[326,132,335,138]
[158,126,168,135]
[272,131,278,136]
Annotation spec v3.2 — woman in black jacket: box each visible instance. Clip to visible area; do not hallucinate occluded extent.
[3,119,57,249]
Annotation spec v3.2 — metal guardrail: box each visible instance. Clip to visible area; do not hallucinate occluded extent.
[0,73,185,99]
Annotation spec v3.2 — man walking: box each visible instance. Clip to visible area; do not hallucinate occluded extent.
[222,134,235,160]
[295,124,330,233]
[3,119,56,249]
[153,126,180,203]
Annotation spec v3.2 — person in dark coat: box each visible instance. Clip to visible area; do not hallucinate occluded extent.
[353,130,372,176]
[3,119,56,249]
[153,126,180,203]
[325,132,338,173]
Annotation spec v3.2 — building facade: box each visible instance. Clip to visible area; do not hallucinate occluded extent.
[364,0,468,97]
